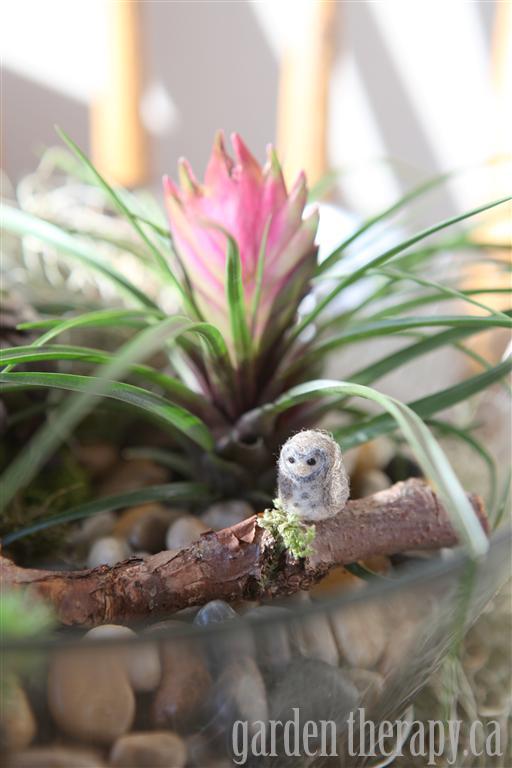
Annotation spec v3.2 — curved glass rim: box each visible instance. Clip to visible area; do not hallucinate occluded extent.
[2,525,510,653]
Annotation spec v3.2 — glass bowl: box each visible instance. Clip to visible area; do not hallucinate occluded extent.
[1,525,510,768]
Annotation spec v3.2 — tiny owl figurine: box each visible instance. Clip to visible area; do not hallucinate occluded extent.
[278,430,350,521]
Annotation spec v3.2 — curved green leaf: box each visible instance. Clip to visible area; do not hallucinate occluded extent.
[0,371,213,449]
[225,234,252,363]
[291,195,511,342]
[56,127,200,318]
[2,482,211,545]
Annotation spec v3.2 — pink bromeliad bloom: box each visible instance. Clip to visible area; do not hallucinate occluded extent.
[164,132,319,346]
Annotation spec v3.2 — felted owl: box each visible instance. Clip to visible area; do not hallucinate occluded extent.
[277,430,350,521]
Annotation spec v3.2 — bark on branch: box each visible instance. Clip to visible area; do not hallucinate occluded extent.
[1,480,488,627]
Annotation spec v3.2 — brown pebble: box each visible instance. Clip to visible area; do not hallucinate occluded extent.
[330,604,387,668]
[6,746,105,768]
[47,648,135,745]
[343,668,385,705]
[85,625,161,692]
[0,677,36,751]
[114,504,178,553]
[151,622,212,731]
[76,442,118,478]
[109,731,186,768]
[98,459,168,497]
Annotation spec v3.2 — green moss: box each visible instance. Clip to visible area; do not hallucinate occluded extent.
[258,498,316,559]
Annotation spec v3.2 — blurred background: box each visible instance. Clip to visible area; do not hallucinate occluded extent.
[2,0,510,223]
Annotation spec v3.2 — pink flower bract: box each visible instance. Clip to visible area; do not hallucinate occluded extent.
[164,132,319,346]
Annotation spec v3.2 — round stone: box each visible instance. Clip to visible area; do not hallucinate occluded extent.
[245,606,293,671]
[358,469,391,497]
[330,604,387,668]
[194,601,255,671]
[292,612,339,666]
[211,657,268,739]
[109,732,186,768]
[6,747,105,768]
[98,459,168,497]
[0,677,36,750]
[201,500,253,530]
[165,516,208,550]
[47,648,135,744]
[87,536,130,568]
[85,625,161,692]
[151,631,212,731]
[114,504,178,553]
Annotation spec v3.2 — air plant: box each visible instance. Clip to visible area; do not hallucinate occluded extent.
[0,130,510,557]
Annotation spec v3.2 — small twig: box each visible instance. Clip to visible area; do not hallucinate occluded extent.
[0,479,488,627]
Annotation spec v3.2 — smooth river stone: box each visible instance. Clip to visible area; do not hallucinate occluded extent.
[245,605,293,671]
[200,500,253,530]
[289,594,339,666]
[85,625,161,692]
[0,677,36,750]
[47,649,135,745]
[269,659,358,748]
[150,620,212,731]
[114,503,177,553]
[193,600,256,671]
[210,657,268,739]
[6,747,105,768]
[165,515,208,550]
[87,536,130,568]
[330,604,387,669]
[109,732,186,768]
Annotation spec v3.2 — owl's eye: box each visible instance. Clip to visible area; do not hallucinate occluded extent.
[307,458,316,466]
[288,457,295,464]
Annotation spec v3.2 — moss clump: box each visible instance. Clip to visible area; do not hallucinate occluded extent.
[258,498,316,559]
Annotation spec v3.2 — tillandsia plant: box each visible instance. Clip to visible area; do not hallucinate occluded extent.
[0,130,511,558]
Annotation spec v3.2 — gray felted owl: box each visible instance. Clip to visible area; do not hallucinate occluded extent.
[277,430,350,521]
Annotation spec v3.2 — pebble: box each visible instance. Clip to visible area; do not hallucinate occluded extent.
[384,454,423,482]
[344,668,385,705]
[269,659,358,746]
[114,503,177,553]
[151,628,212,731]
[330,604,387,668]
[70,511,116,546]
[245,606,293,671]
[87,536,131,568]
[165,515,208,550]
[211,657,268,739]
[47,648,135,744]
[98,459,168,497]
[0,677,36,750]
[85,625,161,692]
[354,437,395,474]
[358,468,391,497]
[292,612,340,666]
[76,442,118,478]
[201,500,253,530]
[109,732,186,768]
[6,747,105,768]
[194,600,256,670]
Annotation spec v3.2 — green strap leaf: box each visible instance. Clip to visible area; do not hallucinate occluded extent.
[0,371,213,450]
[335,359,512,449]
[56,127,200,318]
[290,194,511,342]
[0,318,215,510]
[225,234,252,364]
[0,344,214,416]
[1,205,159,309]
[2,483,211,545]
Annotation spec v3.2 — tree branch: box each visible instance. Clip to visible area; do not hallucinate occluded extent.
[1,480,488,627]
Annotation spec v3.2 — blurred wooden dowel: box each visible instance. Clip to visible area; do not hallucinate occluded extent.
[91,0,148,187]
[277,0,336,188]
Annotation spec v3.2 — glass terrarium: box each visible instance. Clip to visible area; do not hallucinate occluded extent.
[1,136,511,767]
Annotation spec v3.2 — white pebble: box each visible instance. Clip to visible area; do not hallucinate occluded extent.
[85,624,161,692]
[165,516,207,550]
[87,537,130,568]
